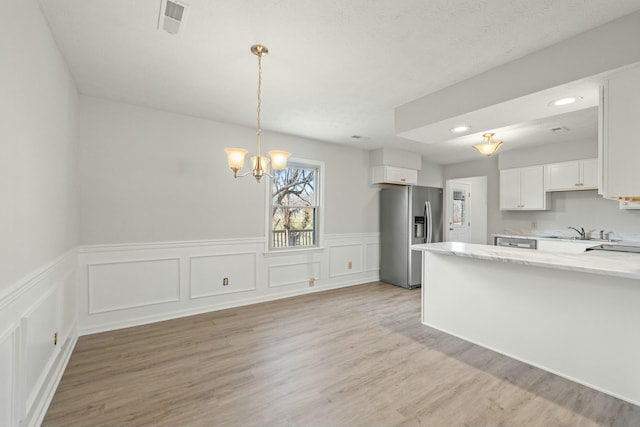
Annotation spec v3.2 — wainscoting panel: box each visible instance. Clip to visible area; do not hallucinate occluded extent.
[190,253,256,299]
[22,288,60,414]
[0,326,17,427]
[268,261,321,288]
[61,271,76,340]
[0,249,78,427]
[366,243,381,272]
[329,244,364,277]
[87,258,181,314]
[78,234,379,335]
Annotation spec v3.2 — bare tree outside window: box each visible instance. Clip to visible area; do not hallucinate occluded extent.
[271,165,318,248]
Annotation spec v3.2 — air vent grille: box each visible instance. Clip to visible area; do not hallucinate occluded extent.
[165,1,185,21]
[159,0,188,35]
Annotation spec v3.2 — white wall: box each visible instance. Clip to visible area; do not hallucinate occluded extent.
[0,1,80,426]
[0,0,79,293]
[79,96,379,244]
[418,157,444,188]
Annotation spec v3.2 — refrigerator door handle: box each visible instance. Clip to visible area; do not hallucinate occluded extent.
[425,201,433,244]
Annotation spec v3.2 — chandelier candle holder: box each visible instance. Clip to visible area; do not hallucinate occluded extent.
[472,132,503,157]
[225,44,291,182]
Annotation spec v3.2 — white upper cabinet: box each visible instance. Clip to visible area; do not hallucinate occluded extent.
[500,166,547,210]
[600,65,640,200]
[371,165,418,185]
[544,159,598,192]
[370,148,420,185]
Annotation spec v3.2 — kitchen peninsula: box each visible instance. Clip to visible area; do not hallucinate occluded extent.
[412,242,640,406]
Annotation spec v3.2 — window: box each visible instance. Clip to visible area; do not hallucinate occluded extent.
[269,161,321,250]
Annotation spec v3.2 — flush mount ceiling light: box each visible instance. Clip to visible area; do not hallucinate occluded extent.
[472,133,503,157]
[450,125,471,133]
[224,44,291,183]
[549,96,582,107]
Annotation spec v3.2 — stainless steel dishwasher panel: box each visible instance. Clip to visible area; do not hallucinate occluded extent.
[494,237,537,249]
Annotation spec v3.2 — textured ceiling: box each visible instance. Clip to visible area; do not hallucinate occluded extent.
[38,0,640,164]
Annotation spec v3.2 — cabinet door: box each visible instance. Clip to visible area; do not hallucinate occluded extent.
[521,166,546,210]
[580,159,598,189]
[603,66,640,198]
[620,201,640,210]
[499,169,522,210]
[545,162,580,191]
[386,166,418,185]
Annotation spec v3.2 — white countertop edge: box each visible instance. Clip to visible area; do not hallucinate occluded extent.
[411,242,640,281]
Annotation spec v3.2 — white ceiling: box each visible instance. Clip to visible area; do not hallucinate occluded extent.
[38,0,640,164]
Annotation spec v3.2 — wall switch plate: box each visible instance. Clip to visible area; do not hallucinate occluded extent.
[348,261,352,269]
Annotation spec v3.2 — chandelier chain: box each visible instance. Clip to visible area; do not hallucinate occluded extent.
[256,50,262,157]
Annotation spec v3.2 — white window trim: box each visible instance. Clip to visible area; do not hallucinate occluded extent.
[264,157,325,253]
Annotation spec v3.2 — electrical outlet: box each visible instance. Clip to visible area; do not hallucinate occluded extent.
[223,277,229,286]
[531,221,537,229]
[54,332,58,346]
[309,278,315,287]
[348,261,352,270]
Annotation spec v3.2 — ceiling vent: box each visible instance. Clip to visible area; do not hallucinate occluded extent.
[158,0,189,35]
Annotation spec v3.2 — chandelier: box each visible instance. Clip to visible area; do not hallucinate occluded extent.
[472,133,503,157]
[224,45,291,182]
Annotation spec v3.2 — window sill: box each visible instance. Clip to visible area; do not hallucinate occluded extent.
[263,246,325,257]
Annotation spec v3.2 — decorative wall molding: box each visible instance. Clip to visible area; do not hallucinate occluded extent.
[77,232,380,335]
[189,252,257,299]
[79,237,265,253]
[328,244,364,277]
[365,242,381,272]
[268,261,322,288]
[0,325,18,427]
[0,250,78,427]
[0,248,77,311]
[87,257,181,314]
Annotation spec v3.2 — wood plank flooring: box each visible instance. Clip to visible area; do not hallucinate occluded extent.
[44,282,640,426]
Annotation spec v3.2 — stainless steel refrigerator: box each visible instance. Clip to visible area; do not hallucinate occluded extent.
[380,185,443,289]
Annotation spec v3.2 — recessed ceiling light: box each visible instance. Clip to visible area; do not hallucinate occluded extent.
[549,96,582,107]
[450,125,471,133]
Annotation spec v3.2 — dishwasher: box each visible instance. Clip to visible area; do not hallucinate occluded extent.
[494,236,537,249]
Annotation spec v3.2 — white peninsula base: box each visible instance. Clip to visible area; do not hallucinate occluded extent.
[413,242,640,406]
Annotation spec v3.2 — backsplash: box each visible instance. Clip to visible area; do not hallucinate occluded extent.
[497,190,640,241]
[502,227,640,243]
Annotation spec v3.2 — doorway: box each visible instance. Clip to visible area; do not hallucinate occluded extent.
[445,176,487,244]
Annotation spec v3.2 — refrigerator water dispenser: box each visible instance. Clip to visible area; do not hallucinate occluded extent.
[414,216,425,238]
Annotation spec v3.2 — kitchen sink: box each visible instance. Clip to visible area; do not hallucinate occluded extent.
[544,236,621,242]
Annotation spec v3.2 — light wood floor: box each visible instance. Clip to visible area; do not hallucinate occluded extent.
[44,282,640,427]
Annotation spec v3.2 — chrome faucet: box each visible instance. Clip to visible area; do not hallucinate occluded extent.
[568,226,586,240]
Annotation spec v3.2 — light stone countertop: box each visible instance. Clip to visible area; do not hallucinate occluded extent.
[411,242,640,280]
